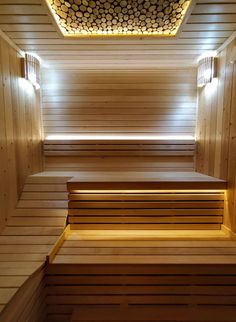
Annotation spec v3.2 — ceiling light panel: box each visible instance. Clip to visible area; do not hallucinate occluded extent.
[45,0,193,37]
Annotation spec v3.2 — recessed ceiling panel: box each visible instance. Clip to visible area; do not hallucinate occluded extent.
[45,0,193,37]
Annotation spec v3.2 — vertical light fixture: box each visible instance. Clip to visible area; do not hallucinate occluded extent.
[22,53,40,89]
[197,56,217,88]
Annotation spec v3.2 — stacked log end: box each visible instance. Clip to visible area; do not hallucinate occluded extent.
[48,0,191,36]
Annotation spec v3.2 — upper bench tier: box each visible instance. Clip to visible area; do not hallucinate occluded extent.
[67,171,226,191]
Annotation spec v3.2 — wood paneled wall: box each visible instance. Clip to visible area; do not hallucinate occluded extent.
[42,68,197,171]
[42,69,197,138]
[196,38,236,232]
[0,34,43,231]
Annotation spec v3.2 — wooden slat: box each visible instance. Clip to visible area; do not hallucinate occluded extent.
[65,229,229,240]
[70,223,222,230]
[70,306,236,321]
[44,140,196,161]
[69,193,224,201]
[69,201,224,208]
[68,181,226,191]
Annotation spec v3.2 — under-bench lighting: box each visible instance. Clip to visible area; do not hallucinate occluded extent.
[71,189,226,193]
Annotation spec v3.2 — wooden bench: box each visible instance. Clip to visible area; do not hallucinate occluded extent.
[44,139,196,171]
[46,261,236,322]
[45,169,231,322]
[44,139,196,157]
[67,171,226,230]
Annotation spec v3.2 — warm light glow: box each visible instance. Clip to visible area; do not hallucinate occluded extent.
[71,189,226,193]
[45,134,195,141]
[44,0,193,38]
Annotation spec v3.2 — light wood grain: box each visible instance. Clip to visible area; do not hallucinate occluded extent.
[42,69,197,142]
[0,33,43,232]
[196,37,236,233]
[42,68,197,171]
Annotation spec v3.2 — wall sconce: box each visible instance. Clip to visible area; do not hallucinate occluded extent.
[197,56,217,88]
[230,46,236,64]
[21,53,40,90]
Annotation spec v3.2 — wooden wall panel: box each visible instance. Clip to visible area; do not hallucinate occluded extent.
[42,68,197,171]
[196,37,236,232]
[0,34,43,232]
[42,69,197,137]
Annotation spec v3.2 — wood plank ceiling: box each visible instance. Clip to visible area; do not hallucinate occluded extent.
[0,0,236,68]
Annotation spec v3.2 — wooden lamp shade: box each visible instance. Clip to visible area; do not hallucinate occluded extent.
[21,53,40,89]
[197,56,217,88]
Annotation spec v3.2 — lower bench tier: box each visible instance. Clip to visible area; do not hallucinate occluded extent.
[68,191,225,230]
[46,263,236,322]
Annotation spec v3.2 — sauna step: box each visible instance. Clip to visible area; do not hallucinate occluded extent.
[71,305,236,322]
[67,171,226,191]
[47,226,235,265]
[46,262,236,322]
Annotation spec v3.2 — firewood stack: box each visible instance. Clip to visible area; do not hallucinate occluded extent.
[47,0,191,36]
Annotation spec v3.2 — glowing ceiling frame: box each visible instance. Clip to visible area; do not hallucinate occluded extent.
[44,0,194,38]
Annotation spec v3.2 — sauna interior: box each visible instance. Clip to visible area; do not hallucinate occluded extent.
[0,0,236,321]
